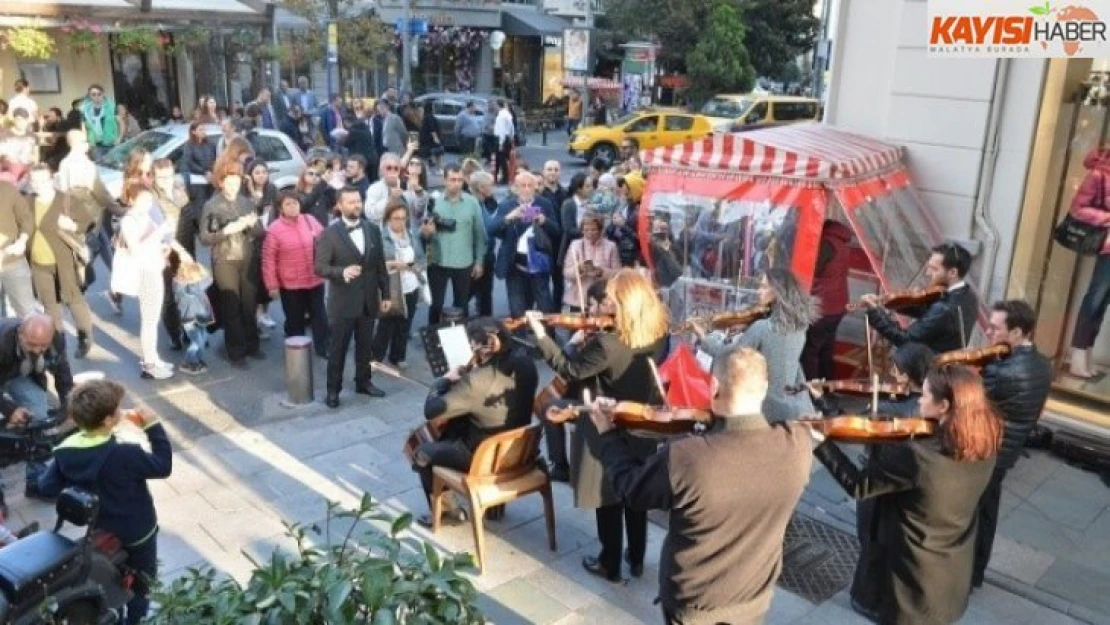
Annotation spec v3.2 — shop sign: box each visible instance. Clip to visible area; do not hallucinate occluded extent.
[544,35,563,47]
[563,28,589,72]
[928,0,1110,57]
[543,0,605,17]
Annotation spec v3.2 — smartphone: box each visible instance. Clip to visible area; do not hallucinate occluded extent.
[408,131,419,144]
[522,204,540,222]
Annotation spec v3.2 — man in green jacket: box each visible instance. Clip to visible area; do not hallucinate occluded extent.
[79,84,119,159]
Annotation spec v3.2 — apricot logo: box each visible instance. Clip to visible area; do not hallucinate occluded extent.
[928,0,1110,57]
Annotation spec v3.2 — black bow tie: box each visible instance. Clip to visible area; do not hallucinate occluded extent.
[345,223,361,233]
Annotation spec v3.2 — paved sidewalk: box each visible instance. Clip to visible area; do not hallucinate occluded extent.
[2,368,1097,624]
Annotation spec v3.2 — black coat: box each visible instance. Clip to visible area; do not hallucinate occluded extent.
[0,318,72,419]
[981,345,1052,471]
[538,331,665,508]
[299,183,336,228]
[867,284,979,355]
[314,218,389,319]
[424,352,538,451]
[179,141,217,184]
[346,120,379,180]
[815,438,996,625]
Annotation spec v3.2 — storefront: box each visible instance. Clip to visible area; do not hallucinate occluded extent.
[499,4,571,108]
[825,0,1110,437]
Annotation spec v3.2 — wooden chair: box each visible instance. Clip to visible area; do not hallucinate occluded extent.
[430,424,556,573]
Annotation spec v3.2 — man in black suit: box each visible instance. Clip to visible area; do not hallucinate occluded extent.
[862,242,979,355]
[314,187,391,408]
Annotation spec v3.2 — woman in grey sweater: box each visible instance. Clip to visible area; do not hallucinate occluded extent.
[696,268,817,422]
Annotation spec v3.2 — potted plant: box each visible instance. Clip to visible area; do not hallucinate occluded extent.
[1,26,55,60]
[149,494,486,624]
[111,26,162,55]
[255,43,288,64]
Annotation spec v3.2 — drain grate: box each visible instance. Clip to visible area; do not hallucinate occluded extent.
[778,515,860,604]
[646,512,860,605]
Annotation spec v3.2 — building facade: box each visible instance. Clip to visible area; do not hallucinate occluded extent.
[826,0,1110,435]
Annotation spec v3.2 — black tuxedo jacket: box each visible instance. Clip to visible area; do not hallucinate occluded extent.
[314,218,390,319]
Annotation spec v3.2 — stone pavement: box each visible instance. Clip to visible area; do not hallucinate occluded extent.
[1,348,1101,624]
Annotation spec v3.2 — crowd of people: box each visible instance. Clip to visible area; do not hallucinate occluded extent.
[0,75,1063,625]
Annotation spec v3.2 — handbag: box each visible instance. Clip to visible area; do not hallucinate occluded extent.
[526,235,553,275]
[381,271,407,319]
[110,240,140,297]
[1055,172,1109,255]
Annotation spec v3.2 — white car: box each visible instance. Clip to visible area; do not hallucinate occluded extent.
[96,123,306,199]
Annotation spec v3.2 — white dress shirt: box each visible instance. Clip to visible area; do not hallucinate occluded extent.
[494,109,515,144]
[344,218,365,255]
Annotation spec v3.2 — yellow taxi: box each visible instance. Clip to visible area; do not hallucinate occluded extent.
[568,109,714,163]
[700,94,821,131]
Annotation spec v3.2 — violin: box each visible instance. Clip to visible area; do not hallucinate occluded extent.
[533,375,570,418]
[504,313,616,332]
[846,285,946,312]
[933,344,1011,368]
[548,401,714,435]
[798,414,938,444]
[784,378,912,397]
[672,305,771,335]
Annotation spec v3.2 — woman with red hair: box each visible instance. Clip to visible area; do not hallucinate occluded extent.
[811,364,1003,625]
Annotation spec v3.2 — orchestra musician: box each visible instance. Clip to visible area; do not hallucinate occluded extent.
[811,365,1003,625]
[692,268,817,422]
[413,317,538,528]
[805,341,933,621]
[584,347,812,624]
[542,279,610,483]
[971,300,1052,589]
[525,269,669,582]
[860,243,978,354]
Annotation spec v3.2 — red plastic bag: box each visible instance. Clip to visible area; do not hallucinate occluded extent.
[658,342,713,410]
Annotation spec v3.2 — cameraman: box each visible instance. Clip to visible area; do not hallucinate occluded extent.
[0,314,73,503]
[419,164,488,324]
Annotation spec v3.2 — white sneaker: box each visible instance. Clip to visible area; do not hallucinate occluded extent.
[141,362,174,380]
[257,313,277,328]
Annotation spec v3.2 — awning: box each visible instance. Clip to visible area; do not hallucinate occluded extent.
[500,5,571,37]
[643,123,905,180]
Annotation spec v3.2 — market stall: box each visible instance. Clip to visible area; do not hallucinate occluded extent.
[638,123,986,366]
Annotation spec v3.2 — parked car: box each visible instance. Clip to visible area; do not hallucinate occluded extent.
[96,123,306,199]
[413,93,527,151]
[568,109,714,164]
[700,94,822,132]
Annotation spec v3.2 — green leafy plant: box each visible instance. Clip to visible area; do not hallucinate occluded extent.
[1029,2,1052,16]
[111,26,162,54]
[149,494,484,624]
[686,0,756,107]
[1,27,56,60]
[255,43,289,63]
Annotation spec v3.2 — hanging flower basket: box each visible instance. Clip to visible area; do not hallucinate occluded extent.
[255,44,287,63]
[1,27,56,60]
[112,26,162,55]
[59,19,103,56]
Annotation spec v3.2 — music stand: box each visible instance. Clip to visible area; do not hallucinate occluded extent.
[420,324,453,378]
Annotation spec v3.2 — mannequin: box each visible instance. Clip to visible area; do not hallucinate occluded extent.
[1068,146,1110,379]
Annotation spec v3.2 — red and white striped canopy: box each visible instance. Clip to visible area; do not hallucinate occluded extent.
[642,123,904,180]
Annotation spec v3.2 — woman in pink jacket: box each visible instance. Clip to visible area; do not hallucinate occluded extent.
[562,212,619,312]
[1068,148,1110,379]
[262,191,329,358]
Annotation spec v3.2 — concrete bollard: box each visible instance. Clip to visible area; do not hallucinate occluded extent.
[284,336,314,405]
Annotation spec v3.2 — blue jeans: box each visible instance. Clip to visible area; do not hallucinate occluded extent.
[1073,254,1110,349]
[506,268,555,318]
[123,530,158,624]
[3,375,51,487]
[182,321,208,366]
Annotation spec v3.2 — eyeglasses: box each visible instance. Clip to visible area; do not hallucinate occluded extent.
[384,165,401,171]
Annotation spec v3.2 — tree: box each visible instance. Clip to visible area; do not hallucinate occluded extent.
[686,1,756,106]
[740,0,820,81]
[604,0,820,80]
[602,0,709,72]
[279,0,392,74]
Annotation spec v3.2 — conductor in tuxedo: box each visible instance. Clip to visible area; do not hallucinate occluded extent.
[315,186,392,408]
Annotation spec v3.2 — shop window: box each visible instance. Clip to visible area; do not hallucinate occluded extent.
[627,116,659,133]
[109,33,179,128]
[664,115,695,132]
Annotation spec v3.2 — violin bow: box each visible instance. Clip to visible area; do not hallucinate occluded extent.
[369,361,432,390]
[957,306,968,349]
[865,315,877,416]
[575,248,587,314]
[647,359,670,408]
